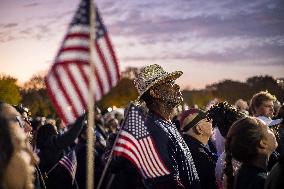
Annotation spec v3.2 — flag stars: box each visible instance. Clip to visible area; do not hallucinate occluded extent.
[124,105,149,138]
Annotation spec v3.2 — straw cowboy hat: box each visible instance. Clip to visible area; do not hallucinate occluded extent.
[134,64,183,100]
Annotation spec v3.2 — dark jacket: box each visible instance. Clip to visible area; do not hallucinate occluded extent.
[265,155,284,189]
[38,115,85,189]
[234,164,267,189]
[276,124,284,156]
[183,135,218,189]
[108,157,144,189]
[102,132,145,189]
[75,132,104,189]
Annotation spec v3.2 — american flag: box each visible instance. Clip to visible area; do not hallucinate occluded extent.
[59,150,77,184]
[113,104,170,179]
[45,0,120,124]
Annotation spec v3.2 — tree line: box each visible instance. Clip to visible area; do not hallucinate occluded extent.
[0,73,283,118]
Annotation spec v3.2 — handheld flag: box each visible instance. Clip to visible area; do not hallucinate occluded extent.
[59,150,77,184]
[113,103,170,178]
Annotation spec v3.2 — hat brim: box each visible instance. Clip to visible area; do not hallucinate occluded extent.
[137,70,183,100]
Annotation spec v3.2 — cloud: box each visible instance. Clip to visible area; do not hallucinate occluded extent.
[1,0,284,66]
[106,5,284,39]
[19,28,32,35]
[23,3,39,8]
[98,0,284,68]
[116,33,284,66]
[0,0,77,42]
[2,23,18,28]
[99,0,283,39]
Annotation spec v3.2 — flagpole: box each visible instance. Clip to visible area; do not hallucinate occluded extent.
[97,102,133,189]
[87,0,96,189]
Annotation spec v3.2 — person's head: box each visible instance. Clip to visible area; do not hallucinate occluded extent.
[135,64,183,111]
[273,100,281,117]
[226,116,277,163]
[78,124,92,142]
[224,116,277,189]
[104,114,119,134]
[13,104,30,119]
[114,111,124,125]
[207,101,245,137]
[95,106,104,125]
[30,118,42,132]
[180,108,213,144]
[36,123,58,150]
[13,104,33,141]
[249,91,276,118]
[234,99,249,114]
[46,118,56,128]
[56,118,65,130]
[0,103,37,189]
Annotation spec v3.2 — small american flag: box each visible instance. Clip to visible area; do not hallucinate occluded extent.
[114,103,170,178]
[59,150,77,184]
[45,0,120,124]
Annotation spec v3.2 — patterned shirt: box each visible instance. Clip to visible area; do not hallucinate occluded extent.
[146,111,201,189]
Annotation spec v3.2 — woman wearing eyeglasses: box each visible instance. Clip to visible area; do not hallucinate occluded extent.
[0,102,38,189]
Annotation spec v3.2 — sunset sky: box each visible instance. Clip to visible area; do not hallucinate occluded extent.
[0,0,283,89]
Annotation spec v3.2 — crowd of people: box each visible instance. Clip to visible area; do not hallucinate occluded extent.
[0,64,283,189]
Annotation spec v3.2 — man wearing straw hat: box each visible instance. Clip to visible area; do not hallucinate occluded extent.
[133,64,201,189]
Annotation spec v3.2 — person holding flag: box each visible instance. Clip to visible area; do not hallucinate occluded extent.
[113,64,201,189]
[36,114,85,189]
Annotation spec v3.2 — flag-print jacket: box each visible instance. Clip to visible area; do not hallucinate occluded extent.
[145,111,201,189]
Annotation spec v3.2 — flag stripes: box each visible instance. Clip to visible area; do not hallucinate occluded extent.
[59,151,77,183]
[114,130,170,179]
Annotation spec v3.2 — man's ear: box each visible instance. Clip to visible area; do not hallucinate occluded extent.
[259,139,267,149]
[257,139,268,154]
[194,124,203,135]
[198,126,203,135]
[149,89,160,98]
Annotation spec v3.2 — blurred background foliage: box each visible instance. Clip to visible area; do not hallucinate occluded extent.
[0,67,283,118]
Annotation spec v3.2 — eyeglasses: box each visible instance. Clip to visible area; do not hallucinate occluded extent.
[22,116,31,126]
[7,115,25,128]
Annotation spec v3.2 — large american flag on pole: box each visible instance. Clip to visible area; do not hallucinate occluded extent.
[45,0,120,125]
[113,103,170,179]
